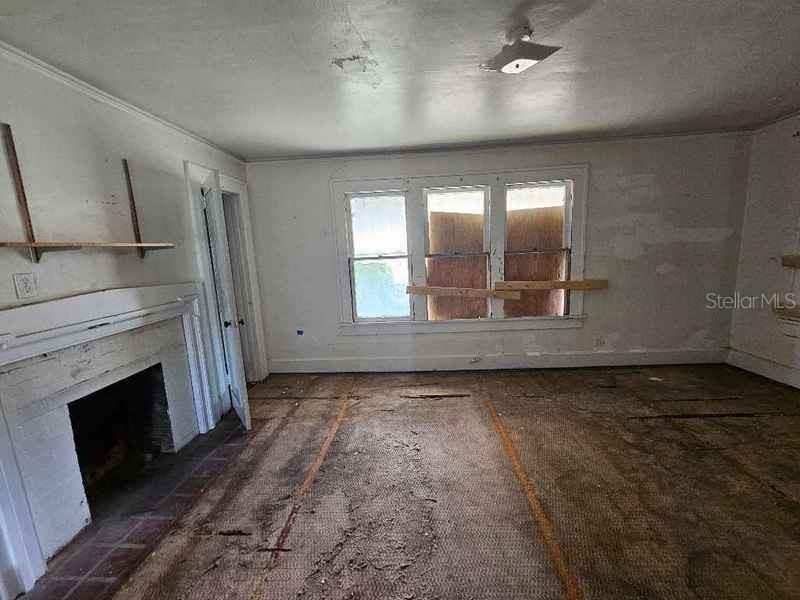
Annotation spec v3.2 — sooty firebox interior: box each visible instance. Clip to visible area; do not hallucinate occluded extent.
[68,364,174,515]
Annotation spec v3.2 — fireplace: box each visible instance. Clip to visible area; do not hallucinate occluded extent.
[0,308,208,564]
[68,364,175,515]
[0,284,215,597]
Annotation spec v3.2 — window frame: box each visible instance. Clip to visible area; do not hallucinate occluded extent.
[423,184,491,320]
[331,165,588,335]
[497,179,575,319]
[345,189,412,323]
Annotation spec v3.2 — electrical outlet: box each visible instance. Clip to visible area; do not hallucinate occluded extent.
[13,273,38,299]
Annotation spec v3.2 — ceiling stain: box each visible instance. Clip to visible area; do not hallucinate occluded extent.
[1,0,798,159]
[331,55,373,71]
[507,0,596,41]
[330,54,381,88]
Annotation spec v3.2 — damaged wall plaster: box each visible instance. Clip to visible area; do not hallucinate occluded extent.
[729,113,800,387]
[247,131,750,372]
[0,51,244,308]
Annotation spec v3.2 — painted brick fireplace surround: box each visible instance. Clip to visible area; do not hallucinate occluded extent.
[0,283,219,598]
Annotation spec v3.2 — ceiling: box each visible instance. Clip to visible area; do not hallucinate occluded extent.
[1,0,799,160]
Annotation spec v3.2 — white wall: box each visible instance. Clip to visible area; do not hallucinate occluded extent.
[729,114,800,386]
[0,48,243,600]
[0,49,244,309]
[247,133,750,372]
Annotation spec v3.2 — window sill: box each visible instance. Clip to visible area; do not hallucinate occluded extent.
[337,315,585,336]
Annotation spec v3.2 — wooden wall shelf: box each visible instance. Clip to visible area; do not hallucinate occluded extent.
[0,241,175,261]
[782,255,800,269]
[2,123,171,263]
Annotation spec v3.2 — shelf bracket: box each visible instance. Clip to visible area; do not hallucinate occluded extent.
[122,158,146,258]
[2,123,40,263]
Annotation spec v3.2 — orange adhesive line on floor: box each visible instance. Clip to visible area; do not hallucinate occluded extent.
[484,397,583,600]
[249,392,351,600]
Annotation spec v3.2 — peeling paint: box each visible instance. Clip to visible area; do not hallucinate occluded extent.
[330,54,381,88]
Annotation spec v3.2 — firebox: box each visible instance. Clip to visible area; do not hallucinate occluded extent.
[67,364,175,514]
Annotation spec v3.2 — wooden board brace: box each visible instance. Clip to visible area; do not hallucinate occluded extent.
[781,255,800,269]
[1,123,40,262]
[775,307,800,320]
[406,285,521,300]
[495,279,609,291]
[122,158,146,258]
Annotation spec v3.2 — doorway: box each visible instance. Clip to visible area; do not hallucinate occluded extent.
[185,162,262,431]
[199,181,251,430]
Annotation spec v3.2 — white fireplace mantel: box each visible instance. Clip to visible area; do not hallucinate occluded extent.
[0,282,218,597]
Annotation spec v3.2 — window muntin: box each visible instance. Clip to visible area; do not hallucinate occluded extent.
[503,182,568,318]
[425,187,489,320]
[348,193,410,320]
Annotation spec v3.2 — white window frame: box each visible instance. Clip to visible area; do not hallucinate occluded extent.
[346,189,412,323]
[331,165,588,335]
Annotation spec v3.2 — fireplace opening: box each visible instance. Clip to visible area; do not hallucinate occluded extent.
[68,364,174,515]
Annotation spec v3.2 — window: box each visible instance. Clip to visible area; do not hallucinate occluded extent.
[504,183,568,318]
[425,187,488,320]
[348,193,410,320]
[334,166,586,331]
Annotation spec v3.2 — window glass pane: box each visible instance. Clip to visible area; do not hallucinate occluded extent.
[353,258,410,319]
[504,183,568,317]
[427,188,485,253]
[350,194,407,257]
[425,255,488,320]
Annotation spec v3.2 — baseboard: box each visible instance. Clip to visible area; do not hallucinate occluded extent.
[268,349,726,373]
[726,349,800,389]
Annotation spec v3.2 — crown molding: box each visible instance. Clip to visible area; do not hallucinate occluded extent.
[245,127,754,164]
[0,39,243,162]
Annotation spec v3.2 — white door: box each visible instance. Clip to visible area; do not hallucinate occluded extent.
[201,172,252,430]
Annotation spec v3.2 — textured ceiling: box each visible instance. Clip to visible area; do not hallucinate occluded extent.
[1,0,799,160]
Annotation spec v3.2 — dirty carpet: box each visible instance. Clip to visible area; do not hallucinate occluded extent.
[111,365,800,600]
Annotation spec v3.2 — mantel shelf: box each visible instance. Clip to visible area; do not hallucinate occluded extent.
[0,241,175,261]
[782,255,800,269]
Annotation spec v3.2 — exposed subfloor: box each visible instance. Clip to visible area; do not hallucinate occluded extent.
[33,364,800,599]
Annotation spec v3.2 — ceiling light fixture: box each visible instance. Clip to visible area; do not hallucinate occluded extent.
[484,26,560,74]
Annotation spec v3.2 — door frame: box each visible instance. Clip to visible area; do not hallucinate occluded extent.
[219,174,269,382]
[185,161,230,424]
[185,162,267,425]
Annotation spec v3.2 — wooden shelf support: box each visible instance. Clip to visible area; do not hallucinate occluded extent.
[2,123,40,262]
[122,158,146,258]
